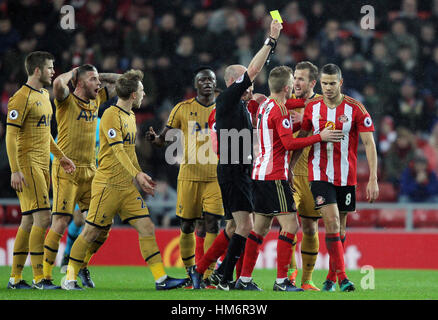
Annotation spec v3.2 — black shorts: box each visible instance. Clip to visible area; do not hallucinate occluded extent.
[219,174,254,220]
[253,180,296,216]
[310,181,356,212]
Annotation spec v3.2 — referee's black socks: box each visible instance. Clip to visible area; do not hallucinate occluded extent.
[220,233,247,282]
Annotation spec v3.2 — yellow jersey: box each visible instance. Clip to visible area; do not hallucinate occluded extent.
[166,97,217,181]
[6,84,53,169]
[54,87,108,167]
[289,93,321,176]
[93,105,141,189]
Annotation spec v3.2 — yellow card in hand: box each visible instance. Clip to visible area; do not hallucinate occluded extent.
[270,10,283,23]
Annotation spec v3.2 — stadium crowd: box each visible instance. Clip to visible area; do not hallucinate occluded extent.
[1,0,438,225]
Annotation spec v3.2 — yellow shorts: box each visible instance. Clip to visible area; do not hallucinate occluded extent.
[52,165,95,217]
[17,166,50,215]
[86,181,150,228]
[176,180,224,220]
[292,175,322,219]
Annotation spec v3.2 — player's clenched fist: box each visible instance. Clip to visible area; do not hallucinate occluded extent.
[270,19,283,40]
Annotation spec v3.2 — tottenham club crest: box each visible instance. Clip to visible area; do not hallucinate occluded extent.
[9,110,19,120]
[108,128,117,138]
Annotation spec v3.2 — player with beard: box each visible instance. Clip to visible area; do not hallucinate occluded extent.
[235,66,343,291]
[147,67,223,289]
[62,69,187,290]
[6,51,76,289]
[286,61,323,290]
[42,64,120,288]
[290,64,379,291]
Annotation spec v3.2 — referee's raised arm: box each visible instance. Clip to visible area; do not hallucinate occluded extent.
[246,19,283,82]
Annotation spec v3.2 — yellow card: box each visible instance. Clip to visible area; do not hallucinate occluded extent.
[270,10,283,23]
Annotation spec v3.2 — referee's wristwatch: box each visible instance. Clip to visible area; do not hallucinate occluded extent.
[264,36,277,49]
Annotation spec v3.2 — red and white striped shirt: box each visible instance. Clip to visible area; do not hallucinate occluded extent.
[252,98,321,181]
[301,95,375,186]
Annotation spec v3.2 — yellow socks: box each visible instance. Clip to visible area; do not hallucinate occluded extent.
[10,227,30,283]
[301,232,319,283]
[67,234,90,281]
[43,229,62,280]
[139,236,166,281]
[29,225,46,283]
[179,231,195,269]
[203,232,218,279]
[82,229,109,269]
[289,234,298,271]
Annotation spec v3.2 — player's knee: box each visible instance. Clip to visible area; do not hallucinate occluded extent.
[302,219,318,236]
[52,215,71,233]
[225,220,236,237]
[204,216,220,234]
[33,210,51,229]
[19,215,33,232]
[82,224,101,243]
[180,219,196,234]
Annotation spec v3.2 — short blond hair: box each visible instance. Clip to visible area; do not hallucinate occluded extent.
[116,69,144,99]
[268,66,293,93]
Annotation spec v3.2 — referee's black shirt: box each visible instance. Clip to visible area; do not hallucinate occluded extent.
[215,71,254,183]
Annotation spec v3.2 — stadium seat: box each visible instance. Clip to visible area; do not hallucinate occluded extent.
[376,209,406,228]
[0,205,5,224]
[376,182,398,202]
[347,209,378,228]
[413,209,438,228]
[356,182,368,202]
[356,159,370,182]
[5,205,21,225]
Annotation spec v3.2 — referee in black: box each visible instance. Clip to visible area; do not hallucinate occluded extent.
[212,18,283,290]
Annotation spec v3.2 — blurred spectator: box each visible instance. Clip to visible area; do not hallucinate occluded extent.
[335,39,356,67]
[306,1,326,39]
[188,11,215,66]
[318,19,342,62]
[342,54,372,94]
[158,13,180,57]
[363,84,384,129]
[391,45,421,82]
[384,127,417,188]
[395,0,422,35]
[208,5,245,35]
[234,34,254,67]
[130,56,157,108]
[281,1,307,47]
[424,46,438,100]
[75,0,105,35]
[246,2,267,35]
[2,35,37,84]
[390,78,430,133]
[124,16,161,60]
[214,13,244,62]
[172,35,198,100]
[265,37,295,72]
[399,152,438,203]
[419,121,438,173]
[378,116,397,155]
[418,22,438,69]
[383,19,418,63]
[0,16,20,56]
[302,39,325,67]
[90,17,122,55]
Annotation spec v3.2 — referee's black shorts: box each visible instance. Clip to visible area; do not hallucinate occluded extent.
[253,179,296,216]
[219,173,254,220]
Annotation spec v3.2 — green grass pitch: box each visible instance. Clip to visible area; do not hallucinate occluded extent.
[0,266,437,300]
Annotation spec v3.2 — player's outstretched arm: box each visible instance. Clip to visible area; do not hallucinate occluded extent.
[360,131,379,203]
[246,19,282,82]
[53,67,77,101]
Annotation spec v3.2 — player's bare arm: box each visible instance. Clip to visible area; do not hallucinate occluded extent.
[53,67,77,101]
[99,73,121,98]
[246,19,282,82]
[360,131,379,203]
